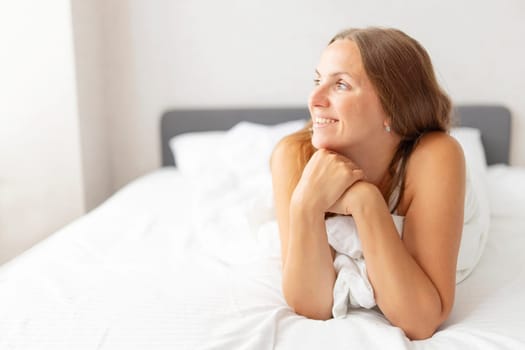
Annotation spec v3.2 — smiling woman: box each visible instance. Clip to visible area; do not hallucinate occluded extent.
[271,27,465,340]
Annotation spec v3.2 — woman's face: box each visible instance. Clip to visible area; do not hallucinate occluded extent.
[308,39,389,153]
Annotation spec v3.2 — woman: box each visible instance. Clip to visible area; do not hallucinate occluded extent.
[270,27,465,340]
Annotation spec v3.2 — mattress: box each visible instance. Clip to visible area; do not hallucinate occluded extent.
[0,167,524,349]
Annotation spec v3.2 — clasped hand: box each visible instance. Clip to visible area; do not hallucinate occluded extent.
[291,149,365,216]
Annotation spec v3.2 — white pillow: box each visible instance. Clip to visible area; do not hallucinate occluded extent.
[220,119,307,178]
[487,165,525,218]
[450,127,491,282]
[169,130,226,175]
[169,119,307,177]
[450,127,488,178]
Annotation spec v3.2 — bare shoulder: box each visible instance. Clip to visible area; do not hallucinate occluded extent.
[270,133,313,177]
[270,135,308,204]
[271,136,294,165]
[410,132,464,167]
[399,132,466,215]
[270,137,298,175]
[407,132,465,184]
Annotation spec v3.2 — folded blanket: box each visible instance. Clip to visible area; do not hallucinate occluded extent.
[326,215,404,318]
[326,171,487,318]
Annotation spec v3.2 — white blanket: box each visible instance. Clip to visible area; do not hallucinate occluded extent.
[0,168,524,349]
[326,215,404,317]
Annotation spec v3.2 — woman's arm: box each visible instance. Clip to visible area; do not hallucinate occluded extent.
[270,141,363,319]
[336,133,465,339]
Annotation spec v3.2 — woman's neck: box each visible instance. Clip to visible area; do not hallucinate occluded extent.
[341,136,401,195]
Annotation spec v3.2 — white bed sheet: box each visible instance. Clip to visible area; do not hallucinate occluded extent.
[1,168,524,349]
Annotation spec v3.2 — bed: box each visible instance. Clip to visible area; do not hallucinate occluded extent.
[1,105,524,349]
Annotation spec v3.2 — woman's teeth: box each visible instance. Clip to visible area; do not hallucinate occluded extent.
[315,118,338,124]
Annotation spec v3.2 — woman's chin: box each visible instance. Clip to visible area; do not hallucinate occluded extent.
[311,138,322,149]
[311,138,334,151]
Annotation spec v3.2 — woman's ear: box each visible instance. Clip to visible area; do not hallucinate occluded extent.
[383,120,392,133]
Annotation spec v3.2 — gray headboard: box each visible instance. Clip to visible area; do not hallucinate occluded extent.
[160,105,511,167]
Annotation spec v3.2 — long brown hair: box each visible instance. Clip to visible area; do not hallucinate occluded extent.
[276,27,451,212]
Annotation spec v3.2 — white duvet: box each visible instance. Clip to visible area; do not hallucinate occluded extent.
[0,166,524,349]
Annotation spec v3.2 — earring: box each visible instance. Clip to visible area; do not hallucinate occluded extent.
[384,124,391,133]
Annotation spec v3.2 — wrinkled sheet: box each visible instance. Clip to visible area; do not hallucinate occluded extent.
[1,168,524,349]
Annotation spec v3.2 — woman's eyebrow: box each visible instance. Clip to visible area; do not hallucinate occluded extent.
[315,69,356,81]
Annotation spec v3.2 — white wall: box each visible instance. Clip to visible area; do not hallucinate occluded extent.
[0,1,85,263]
[100,0,525,192]
[71,0,112,211]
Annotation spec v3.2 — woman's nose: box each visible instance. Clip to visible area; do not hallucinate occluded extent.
[309,84,329,108]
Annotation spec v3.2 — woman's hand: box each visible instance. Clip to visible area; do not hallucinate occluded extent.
[291,149,364,213]
[327,181,378,216]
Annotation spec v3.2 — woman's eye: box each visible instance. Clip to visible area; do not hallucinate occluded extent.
[336,81,350,90]
[313,78,321,86]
